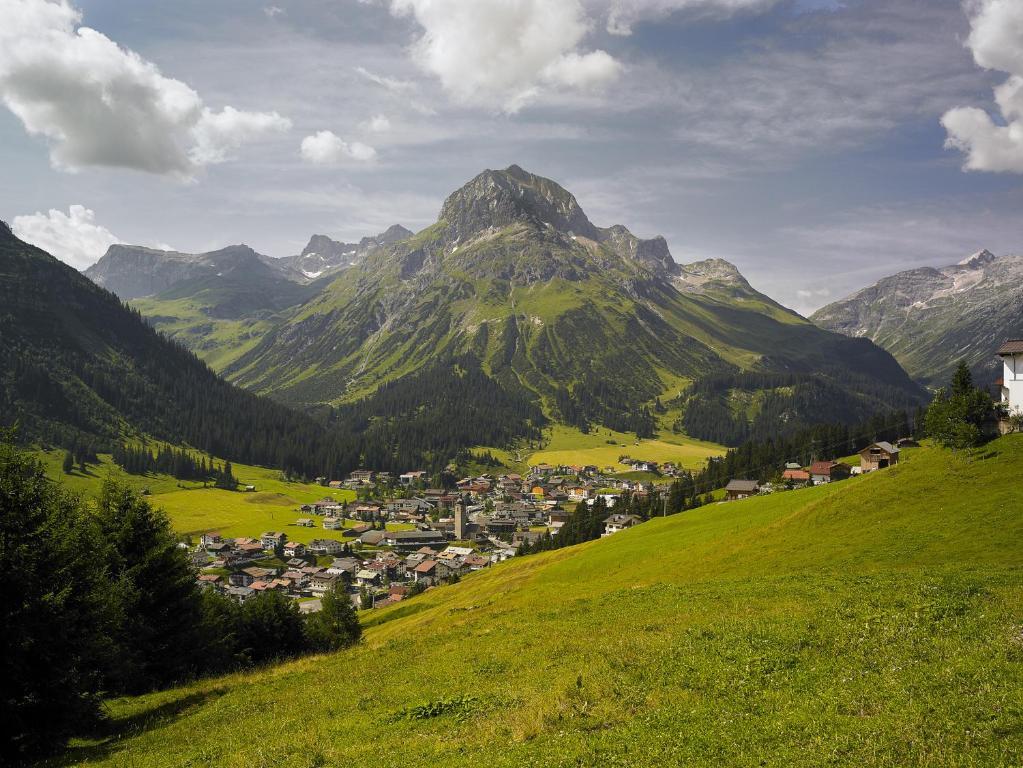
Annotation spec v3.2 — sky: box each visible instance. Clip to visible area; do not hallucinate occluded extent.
[1,0,1023,314]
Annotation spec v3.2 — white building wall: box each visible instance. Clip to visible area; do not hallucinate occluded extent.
[1004,354,1023,415]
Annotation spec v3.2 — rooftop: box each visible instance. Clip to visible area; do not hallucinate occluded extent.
[725,479,759,492]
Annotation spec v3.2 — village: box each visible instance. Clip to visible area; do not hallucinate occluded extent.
[191,440,910,612]
[191,457,672,611]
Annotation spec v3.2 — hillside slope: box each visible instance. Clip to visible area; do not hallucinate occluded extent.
[811,249,1023,387]
[0,221,338,474]
[65,437,1023,768]
[217,165,925,438]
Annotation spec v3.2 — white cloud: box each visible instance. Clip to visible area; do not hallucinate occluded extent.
[364,114,392,132]
[191,106,291,165]
[264,5,285,18]
[12,204,121,269]
[0,0,291,176]
[796,287,830,299]
[300,130,377,164]
[386,0,620,111]
[601,0,779,35]
[542,51,622,90]
[355,65,414,92]
[942,0,1023,173]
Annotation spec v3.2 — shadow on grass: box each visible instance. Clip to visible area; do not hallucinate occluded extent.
[48,687,228,766]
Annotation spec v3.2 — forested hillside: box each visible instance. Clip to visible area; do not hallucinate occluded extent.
[0,222,340,475]
[0,222,544,476]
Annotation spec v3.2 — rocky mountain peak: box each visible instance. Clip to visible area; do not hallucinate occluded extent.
[957,248,996,269]
[602,225,679,276]
[301,234,343,258]
[674,258,752,293]
[373,224,414,245]
[439,164,600,242]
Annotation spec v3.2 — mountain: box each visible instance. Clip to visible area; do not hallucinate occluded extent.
[810,249,1023,387]
[68,435,1023,765]
[88,229,413,370]
[276,225,413,283]
[88,243,321,371]
[215,165,925,441]
[86,243,281,299]
[0,220,543,475]
[0,220,342,474]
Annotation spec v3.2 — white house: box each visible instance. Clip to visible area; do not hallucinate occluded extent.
[998,339,1023,416]
[602,514,642,536]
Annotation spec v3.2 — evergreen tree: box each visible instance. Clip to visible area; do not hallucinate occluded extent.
[305,586,362,652]
[238,591,307,664]
[195,590,246,672]
[62,449,74,474]
[95,480,205,693]
[925,362,993,450]
[0,441,116,762]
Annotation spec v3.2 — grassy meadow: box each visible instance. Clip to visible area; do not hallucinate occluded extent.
[37,449,356,542]
[526,424,724,473]
[47,436,1023,767]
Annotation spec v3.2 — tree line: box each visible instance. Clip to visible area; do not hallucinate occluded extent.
[1,439,360,764]
[677,370,927,446]
[525,362,1001,557]
[110,442,238,486]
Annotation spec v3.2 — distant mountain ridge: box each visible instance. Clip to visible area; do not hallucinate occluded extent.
[76,165,926,444]
[206,165,925,441]
[86,223,414,298]
[810,249,1023,387]
[275,225,413,283]
[0,223,346,474]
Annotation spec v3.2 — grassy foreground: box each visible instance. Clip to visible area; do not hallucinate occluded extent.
[52,438,1023,767]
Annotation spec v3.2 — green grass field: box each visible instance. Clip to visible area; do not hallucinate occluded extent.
[49,437,1023,767]
[526,424,724,472]
[37,450,356,542]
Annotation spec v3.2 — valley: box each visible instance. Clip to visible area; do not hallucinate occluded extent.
[5,2,1023,765]
[50,436,1023,768]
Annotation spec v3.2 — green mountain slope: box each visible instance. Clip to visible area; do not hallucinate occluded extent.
[130,249,325,371]
[68,437,1023,767]
[214,166,925,438]
[0,221,337,474]
[810,249,1023,387]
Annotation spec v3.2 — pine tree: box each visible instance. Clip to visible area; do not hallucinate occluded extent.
[96,479,205,693]
[1,441,116,762]
[925,362,992,450]
[238,591,307,664]
[62,449,74,474]
[305,585,362,652]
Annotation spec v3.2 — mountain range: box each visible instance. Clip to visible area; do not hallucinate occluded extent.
[0,219,347,474]
[811,249,1023,388]
[82,165,927,445]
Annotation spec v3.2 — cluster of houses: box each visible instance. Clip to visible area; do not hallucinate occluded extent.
[193,463,668,611]
[194,531,501,611]
[725,440,909,501]
[193,437,924,609]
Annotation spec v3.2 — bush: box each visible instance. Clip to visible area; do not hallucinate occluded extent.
[305,586,362,652]
[925,363,993,450]
[239,591,307,664]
